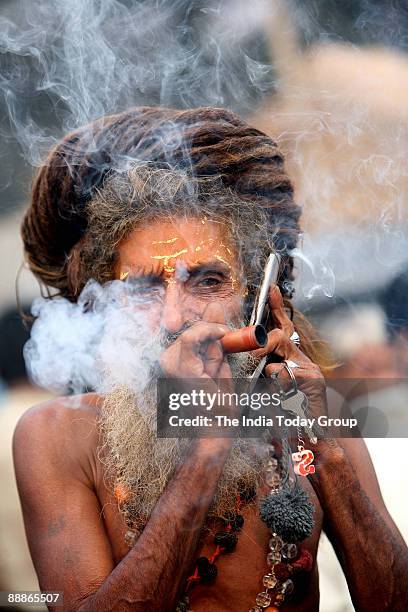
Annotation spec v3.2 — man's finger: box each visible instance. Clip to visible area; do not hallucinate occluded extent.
[178,321,228,378]
[268,284,294,337]
[180,321,228,346]
[252,328,304,362]
[201,303,229,377]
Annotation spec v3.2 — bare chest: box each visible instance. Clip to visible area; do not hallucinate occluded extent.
[95,470,323,612]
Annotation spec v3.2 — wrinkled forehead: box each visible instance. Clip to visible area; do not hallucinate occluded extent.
[116,216,238,279]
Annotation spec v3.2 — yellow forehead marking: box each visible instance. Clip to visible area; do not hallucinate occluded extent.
[151,249,189,260]
[151,248,189,274]
[214,254,230,267]
[151,237,178,245]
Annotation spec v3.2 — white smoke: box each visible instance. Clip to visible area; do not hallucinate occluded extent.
[0,0,275,167]
[2,0,408,367]
[24,279,164,395]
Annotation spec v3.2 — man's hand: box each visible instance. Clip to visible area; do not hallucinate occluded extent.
[253,284,327,422]
[160,302,232,380]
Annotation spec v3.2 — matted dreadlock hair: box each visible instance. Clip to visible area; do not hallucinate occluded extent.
[21,106,331,368]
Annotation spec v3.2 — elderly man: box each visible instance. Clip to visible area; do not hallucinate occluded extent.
[14,107,408,611]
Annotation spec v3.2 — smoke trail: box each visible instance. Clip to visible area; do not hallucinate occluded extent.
[0,0,276,167]
[245,1,408,307]
[3,0,408,363]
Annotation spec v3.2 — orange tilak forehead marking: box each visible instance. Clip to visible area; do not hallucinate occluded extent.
[150,242,238,283]
[150,248,189,261]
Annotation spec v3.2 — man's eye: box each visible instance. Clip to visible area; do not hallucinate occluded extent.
[127,278,163,296]
[138,286,161,294]
[197,277,222,287]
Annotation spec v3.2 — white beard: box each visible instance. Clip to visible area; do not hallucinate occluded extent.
[98,348,267,532]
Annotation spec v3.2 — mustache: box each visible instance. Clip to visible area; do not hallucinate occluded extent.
[160,315,244,349]
[144,317,252,388]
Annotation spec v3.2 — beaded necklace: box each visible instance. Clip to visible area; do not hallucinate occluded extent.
[247,444,314,611]
[115,439,315,612]
[175,440,314,611]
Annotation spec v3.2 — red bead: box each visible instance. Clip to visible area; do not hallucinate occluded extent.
[273,562,290,580]
[291,549,314,573]
[114,482,131,504]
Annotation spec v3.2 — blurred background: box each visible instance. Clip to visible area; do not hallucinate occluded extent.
[1,1,408,610]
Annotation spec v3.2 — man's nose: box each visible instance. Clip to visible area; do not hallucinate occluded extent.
[160,284,186,334]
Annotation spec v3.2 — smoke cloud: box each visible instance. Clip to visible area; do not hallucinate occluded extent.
[2,0,408,371]
[0,0,275,167]
[24,279,164,395]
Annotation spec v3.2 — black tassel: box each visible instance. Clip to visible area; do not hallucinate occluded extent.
[259,483,314,543]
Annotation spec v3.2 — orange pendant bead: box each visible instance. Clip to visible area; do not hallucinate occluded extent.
[114,482,131,504]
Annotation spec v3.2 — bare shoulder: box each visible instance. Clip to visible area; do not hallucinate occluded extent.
[13,392,103,447]
[14,391,103,431]
[13,393,104,488]
[13,394,117,603]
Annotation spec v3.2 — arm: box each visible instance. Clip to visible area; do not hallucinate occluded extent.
[261,285,408,610]
[14,305,233,612]
[14,401,232,612]
[311,437,408,611]
[82,437,232,611]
